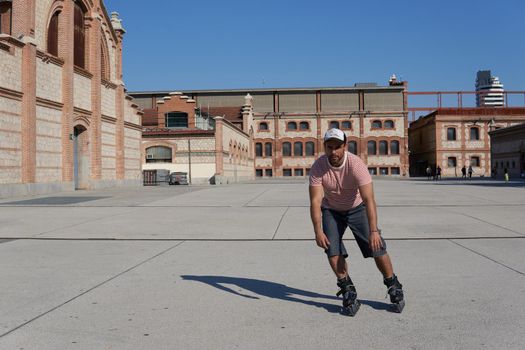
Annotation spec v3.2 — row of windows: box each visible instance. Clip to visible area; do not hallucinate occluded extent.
[256,140,400,157]
[447,156,480,168]
[256,167,402,177]
[368,167,401,175]
[259,120,396,132]
[494,161,516,169]
[255,141,317,157]
[366,140,400,155]
[255,168,311,177]
[447,127,481,141]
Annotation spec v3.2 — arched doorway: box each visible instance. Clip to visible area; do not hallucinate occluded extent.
[73,125,89,189]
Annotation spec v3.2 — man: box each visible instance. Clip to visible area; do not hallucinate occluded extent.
[468,165,473,178]
[309,128,404,315]
[461,165,467,179]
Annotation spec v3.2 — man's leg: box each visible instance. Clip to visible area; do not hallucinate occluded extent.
[374,253,394,279]
[328,255,348,279]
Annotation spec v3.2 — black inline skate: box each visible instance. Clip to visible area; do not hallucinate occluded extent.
[384,274,405,313]
[336,276,360,316]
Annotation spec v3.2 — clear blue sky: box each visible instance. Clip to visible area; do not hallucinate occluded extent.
[105,0,524,93]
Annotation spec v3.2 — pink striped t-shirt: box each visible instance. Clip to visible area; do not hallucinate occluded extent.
[309,152,372,211]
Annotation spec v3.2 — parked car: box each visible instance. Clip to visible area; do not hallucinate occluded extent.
[169,172,189,185]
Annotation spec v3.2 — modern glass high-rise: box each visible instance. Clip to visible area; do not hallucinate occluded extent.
[476,70,504,107]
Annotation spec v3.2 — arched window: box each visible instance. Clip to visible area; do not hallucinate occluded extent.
[390,140,399,155]
[146,146,172,163]
[294,142,303,156]
[367,141,377,155]
[165,112,188,128]
[47,11,60,56]
[371,120,382,129]
[259,122,268,131]
[470,127,480,140]
[299,121,309,130]
[255,143,262,157]
[265,142,272,157]
[100,33,110,80]
[341,121,352,129]
[379,141,388,155]
[348,141,357,155]
[0,1,12,35]
[305,141,315,156]
[287,122,297,130]
[74,3,86,68]
[282,142,291,156]
[330,121,340,129]
[384,120,394,129]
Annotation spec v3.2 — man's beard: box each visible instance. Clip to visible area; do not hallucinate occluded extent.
[329,155,343,167]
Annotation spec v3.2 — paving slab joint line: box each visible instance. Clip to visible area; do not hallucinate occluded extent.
[437,207,524,236]
[0,240,186,339]
[33,207,142,238]
[242,188,272,207]
[448,239,525,277]
[2,236,525,242]
[272,206,291,240]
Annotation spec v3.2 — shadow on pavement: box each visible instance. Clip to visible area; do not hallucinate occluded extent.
[181,275,391,314]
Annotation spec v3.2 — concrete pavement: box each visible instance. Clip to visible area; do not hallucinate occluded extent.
[0,178,524,349]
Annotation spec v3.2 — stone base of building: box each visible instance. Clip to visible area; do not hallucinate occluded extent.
[88,179,142,190]
[212,175,254,185]
[0,179,142,198]
[0,182,75,199]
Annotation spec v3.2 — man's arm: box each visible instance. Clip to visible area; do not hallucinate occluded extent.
[358,182,382,252]
[309,185,330,249]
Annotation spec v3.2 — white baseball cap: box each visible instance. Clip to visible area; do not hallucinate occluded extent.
[324,128,346,143]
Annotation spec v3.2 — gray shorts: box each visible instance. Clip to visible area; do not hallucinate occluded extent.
[321,203,387,258]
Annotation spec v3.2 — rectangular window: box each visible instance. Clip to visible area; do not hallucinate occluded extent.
[255,143,262,157]
[165,112,188,128]
[283,168,292,177]
[470,127,480,140]
[265,142,272,157]
[447,128,457,141]
[391,167,400,175]
[255,169,263,177]
[471,156,480,167]
[265,169,273,177]
[294,168,304,177]
[293,142,303,157]
[379,167,389,175]
[306,168,310,176]
[282,142,291,156]
[448,157,457,167]
[368,167,377,175]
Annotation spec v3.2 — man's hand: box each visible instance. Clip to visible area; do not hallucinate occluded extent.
[315,232,330,250]
[369,230,382,252]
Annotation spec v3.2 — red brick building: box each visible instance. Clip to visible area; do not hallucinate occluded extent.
[409,108,525,177]
[131,77,409,178]
[142,92,254,184]
[0,0,142,197]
